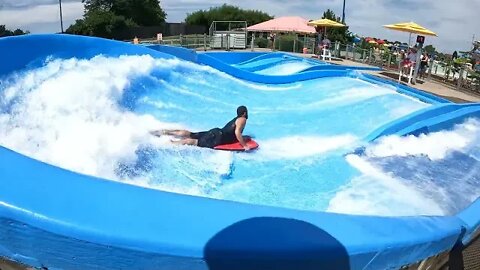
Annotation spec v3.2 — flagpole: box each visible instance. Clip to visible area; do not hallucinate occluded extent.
[59,0,64,33]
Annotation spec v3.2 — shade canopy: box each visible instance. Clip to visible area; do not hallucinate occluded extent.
[307,18,345,27]
[383,22,437,36]
[247,16,316,34]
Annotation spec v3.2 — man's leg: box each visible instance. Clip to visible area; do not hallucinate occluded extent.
[171,138,198,146]
[151,129,192,138]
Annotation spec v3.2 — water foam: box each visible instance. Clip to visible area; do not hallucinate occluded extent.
[327,155,445,216]
[3,52,466,216]
[328,119,480,216]
[250,135,358,160]
[365,118,480,160]
[0,55,233,194]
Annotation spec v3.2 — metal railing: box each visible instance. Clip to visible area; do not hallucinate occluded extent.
[135,34,211,50]
[131,35,480,95]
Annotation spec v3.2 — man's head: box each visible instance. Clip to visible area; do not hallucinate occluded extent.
[237,105,248,119]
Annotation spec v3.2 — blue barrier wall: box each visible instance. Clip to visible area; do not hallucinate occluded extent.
[142,47,381,77]
[0,34,173,78]
[0,34,479,270]
[458,198,480,243]
[398,105,480,137]
[364,104,475,141]
[356,73,450,104]
[231,52,300,66]
[0,146,468,270]
[197,53,351,84]
[203,51,381,73]
[200,51,270,64]
[146,44,198,62]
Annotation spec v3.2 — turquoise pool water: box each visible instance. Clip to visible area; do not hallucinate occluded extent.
[1,54,479,216]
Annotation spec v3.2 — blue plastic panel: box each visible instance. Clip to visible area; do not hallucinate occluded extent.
[0,34,478,270]
[0,146,466,269]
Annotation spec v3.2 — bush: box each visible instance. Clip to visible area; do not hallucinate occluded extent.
[255,37,268,48]
[274,35,304,53]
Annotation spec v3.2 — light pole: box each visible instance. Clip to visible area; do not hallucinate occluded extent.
[342,0,346,24]
[59,0,64,33]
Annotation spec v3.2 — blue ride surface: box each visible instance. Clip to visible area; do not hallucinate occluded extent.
[0,35,479,270]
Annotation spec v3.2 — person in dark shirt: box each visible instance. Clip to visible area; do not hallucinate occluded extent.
[452,51,458,60]
[151,106,250,151]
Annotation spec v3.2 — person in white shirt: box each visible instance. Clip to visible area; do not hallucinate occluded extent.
[401,47,417,75]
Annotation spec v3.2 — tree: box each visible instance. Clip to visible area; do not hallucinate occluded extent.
[185,4,273,29]
[424,44,436,55]
[66,0,166,38]
[318,9,353,44]
[67,10,137,38]
[0,25,29,37]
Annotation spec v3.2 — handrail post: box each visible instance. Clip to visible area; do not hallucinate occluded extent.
[293,34,297,53]
[203,33,207,51]
[335,41,340,57]
[251,34,255,51]
[427,58,433,80]
[227,34,231,51]
[457,64,465,90]
[352,45,356,61]
[311,36,315,54]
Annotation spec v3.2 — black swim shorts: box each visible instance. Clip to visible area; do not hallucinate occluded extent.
[190,128,223,148]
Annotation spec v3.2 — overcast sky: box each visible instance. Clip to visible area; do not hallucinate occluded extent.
[1,0,479,53]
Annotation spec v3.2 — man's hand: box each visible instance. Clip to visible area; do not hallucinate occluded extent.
[150,130,162,137]
[243,145,251,151]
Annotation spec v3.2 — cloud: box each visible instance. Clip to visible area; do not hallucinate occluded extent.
[1,0,479,52]
[0,0,80,9]
[161,0,479,52]
[0,1,84,33]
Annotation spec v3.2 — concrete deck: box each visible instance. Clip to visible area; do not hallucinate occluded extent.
[323,58,480,103]
[274,51,479,103]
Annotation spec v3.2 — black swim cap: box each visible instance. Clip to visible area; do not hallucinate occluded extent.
[237,106,248,117]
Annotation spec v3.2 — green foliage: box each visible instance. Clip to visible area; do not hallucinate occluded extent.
[0,25,29,37]
[255,37,268,48]
[423,44,436,55]
[317,9,353,44]
[274,35,304,53]
[185,4,273,29]
[358,39,376,50]
[454,57,470,65]
[436,52,447,61]
[66,0,166,38]
[82,0,166,25]
[68,10,137,38]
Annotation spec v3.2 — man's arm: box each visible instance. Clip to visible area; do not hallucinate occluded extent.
[235,118,249,150]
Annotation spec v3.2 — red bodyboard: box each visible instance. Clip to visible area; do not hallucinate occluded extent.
[214,137,259,151]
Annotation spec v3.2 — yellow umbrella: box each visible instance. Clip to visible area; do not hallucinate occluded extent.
[308,18,345,28]
[384,22,437,84]
[308,18,345,40]
[384,21,437,46]
[383,22,437,36]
